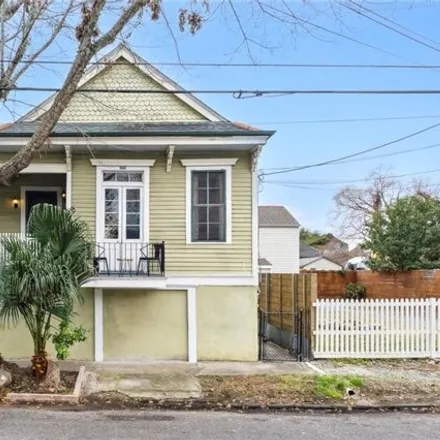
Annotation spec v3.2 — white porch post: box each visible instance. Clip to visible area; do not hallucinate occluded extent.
[187,287,197,363]
[94,288,104,362]
[64,145,72,209]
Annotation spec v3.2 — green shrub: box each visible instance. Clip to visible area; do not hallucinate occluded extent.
[52,321,87,360]
[344,283,367,300]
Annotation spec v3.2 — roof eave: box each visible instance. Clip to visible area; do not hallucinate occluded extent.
[0,130,275,138]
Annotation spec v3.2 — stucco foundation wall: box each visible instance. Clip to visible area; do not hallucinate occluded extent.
[196,286,258,361]
[0,288,94,361]
[103,289,188,361]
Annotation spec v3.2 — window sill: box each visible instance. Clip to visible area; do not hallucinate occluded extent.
[186,241,232,245]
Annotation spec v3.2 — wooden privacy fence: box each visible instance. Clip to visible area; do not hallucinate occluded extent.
[258,273,317,361]
[313,298,440,359]
[259,273,317,315]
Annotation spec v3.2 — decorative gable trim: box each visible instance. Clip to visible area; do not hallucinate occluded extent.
[20,45,225,122]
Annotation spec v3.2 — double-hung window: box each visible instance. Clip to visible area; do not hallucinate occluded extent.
[191,170,226,242]
[182,158,237,244]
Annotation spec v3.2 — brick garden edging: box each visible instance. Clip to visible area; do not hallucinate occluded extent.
[6,365,86,405]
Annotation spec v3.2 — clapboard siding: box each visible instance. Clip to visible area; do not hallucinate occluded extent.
[71,151,252,274]
[259,227,300,273]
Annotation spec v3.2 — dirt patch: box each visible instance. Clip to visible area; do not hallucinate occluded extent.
[328,359,440,372]
[1,362,77,396]
[363,378,440,405]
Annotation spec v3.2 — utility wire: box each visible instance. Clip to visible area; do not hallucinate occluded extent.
[265,167,440,186]
[261,120,440,176]
[6,86,440,95]
[261,142,440,171]
[4,58,440,69]
[342,2,440,53]
[346,1,440,49]
[251,114,440,125]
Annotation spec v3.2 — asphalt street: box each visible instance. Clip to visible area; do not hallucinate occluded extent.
[1,408,440,439]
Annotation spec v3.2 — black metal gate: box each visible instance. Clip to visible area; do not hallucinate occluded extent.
[258,309,311,361]
[258,273,313,362]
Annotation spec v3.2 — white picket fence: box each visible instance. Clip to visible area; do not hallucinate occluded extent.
[313,298,440,358]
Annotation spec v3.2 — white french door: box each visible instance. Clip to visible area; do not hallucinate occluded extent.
[104,186,142,242]
[98,169,145,274]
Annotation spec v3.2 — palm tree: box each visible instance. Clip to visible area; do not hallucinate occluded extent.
[0,204,93,378]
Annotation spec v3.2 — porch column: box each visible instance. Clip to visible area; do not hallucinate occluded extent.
[64,145,72,209]
[187,287,197,363]
[94,288,104,362]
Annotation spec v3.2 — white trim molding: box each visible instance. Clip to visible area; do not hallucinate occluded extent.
[251,169,259,286]
[0,163,67,174]
[180,158,238,167]
[186,287,197,363]
[83,276,167,289]
[94,288,104,362]
[167,275,257,287]
[20,186,62,234]
[90,159,156,167]
[64,145,72,209]
[184,163,233,245]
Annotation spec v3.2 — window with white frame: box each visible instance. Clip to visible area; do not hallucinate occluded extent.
[182,159,237,245]
[191,170,226,242]
[101,170,144,241]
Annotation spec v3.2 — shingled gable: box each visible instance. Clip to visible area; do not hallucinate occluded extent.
[19,44,225,123]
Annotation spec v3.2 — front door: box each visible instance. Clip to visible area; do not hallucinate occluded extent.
[25,190,59,229]
[99,170,144,274]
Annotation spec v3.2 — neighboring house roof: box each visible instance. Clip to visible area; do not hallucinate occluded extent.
[300,256,342,269]
[258,206,300,228]
[300,242,320,259]
[314,234,349,254]
[258,258,272,267]
[0,121,274,138]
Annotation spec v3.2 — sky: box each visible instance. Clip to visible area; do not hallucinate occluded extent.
[2,1,440,236]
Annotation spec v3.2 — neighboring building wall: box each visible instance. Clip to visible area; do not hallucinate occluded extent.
[0,289,94,360]
[259,227,300,273]
[196,286,258,361]
[103,289,188,361]
[301,257,342,271]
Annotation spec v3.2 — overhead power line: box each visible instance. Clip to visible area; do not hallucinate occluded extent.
[5,58,440,69]
[6,86,440,96]
[261,120,440,176]
[265,167,440,186]
[261,142,440,172]
[343,2,440,53]
[346,1,440,50]
[251,114,440,125]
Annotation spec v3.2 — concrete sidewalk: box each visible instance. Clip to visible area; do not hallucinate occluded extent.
[81,361,314,399]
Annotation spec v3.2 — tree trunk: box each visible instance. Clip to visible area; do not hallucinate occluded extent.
[31,310,48,379]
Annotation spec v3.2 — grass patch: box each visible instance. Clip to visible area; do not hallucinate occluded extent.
[316,375,363,400]
[199,374,364,404]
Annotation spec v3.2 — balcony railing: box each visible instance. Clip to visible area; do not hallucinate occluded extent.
[0,234,166,277]
[94,242,165,277]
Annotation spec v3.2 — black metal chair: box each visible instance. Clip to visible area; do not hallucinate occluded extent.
[137,243,163,275]
[93,243,110,276]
